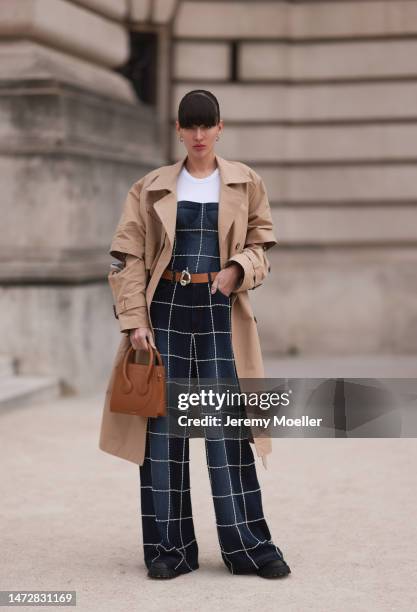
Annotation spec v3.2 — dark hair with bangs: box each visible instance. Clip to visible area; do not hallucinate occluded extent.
[178,90,220,128]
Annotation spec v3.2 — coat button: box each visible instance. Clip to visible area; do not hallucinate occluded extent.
[235,242,240,250]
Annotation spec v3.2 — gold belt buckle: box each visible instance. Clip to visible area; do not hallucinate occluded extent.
[179,268,191,286]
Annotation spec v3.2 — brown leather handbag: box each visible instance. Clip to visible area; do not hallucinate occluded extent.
[110,345,166,417]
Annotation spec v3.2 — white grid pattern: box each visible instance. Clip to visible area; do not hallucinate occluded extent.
[139,198,284,575]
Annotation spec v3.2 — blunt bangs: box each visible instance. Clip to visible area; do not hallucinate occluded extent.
[178,91,220,128]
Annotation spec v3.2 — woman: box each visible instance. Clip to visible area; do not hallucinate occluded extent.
[105,89,291,580]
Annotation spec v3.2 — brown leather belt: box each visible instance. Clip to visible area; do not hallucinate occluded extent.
[161,268,219,286]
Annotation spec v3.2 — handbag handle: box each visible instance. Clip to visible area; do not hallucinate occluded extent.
[121,344,163,395]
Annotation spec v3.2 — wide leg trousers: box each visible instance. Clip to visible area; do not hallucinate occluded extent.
[139,276,284,575]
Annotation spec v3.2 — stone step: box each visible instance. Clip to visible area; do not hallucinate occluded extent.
[0,354,15,377]
[0,376,61,412]
[264,354,417,379]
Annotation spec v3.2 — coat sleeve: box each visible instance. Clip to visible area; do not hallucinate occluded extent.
[107,181,151,333]
[224,173,277,293]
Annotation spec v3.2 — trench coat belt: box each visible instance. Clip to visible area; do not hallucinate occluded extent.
[161,268,219,285]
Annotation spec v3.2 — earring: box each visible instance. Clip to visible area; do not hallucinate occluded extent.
[179,138,183,142]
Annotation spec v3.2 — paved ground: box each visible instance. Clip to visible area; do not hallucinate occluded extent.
[1,355,417,611]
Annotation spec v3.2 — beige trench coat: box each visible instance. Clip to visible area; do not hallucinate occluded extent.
[99,153,277,469]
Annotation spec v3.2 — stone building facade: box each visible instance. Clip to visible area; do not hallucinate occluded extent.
[0,0,416,395]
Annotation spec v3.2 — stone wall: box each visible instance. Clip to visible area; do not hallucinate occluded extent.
[1,0,416,395]
[169,0,417,356]
[0,0,164,392]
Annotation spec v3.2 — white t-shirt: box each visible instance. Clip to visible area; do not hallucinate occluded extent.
[176,165,220,202]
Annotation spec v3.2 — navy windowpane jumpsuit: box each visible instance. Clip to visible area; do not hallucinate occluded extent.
[139,196,284,575]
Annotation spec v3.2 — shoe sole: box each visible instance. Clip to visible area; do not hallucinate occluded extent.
[148,569,181,578]
[147,564,199,579]
[148,570,178,579]
[257,568,291,579]
[230,566,291,578]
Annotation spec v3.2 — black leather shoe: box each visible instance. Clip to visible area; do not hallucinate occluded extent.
[256,559,291,579]
[147,561,180,579]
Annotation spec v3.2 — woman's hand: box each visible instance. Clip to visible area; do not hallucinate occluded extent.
[210,263,243,297]
[129,327,157,351]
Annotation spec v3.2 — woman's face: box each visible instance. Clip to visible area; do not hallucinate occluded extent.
[176,120,223,159]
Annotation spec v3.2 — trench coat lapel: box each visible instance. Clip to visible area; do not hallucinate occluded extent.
[145,153,251,262]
